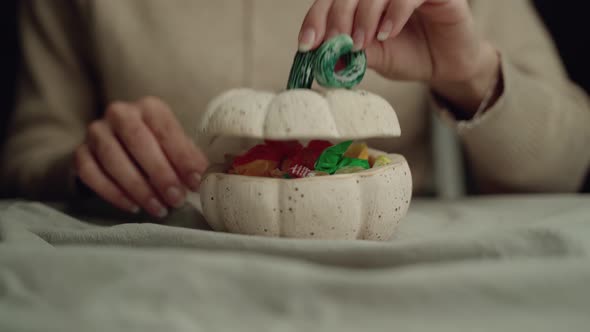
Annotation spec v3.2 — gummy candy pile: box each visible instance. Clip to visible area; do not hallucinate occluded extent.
[227,140,392,178]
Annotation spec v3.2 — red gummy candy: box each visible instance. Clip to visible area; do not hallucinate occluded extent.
[301,140,332,169]
[307,140,333,151]
[233,140,303,167]
[264,140,303,157]
[282,140,332,171]
[281,154,301,172]
[233,144,282,167]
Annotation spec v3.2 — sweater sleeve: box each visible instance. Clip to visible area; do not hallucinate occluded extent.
[436,0,590,193]
[0,0,97,199]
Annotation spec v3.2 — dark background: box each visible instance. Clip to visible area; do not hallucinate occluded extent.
[0,0,18,147]
[0,1,588,192]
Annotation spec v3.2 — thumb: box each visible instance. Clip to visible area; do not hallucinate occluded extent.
[362,36,434,81]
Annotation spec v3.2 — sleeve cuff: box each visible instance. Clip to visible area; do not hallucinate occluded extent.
[430,50,510,133]
[429,50,590,192]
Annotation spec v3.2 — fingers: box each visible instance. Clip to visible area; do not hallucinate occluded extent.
[80,97,209,218]
[105,100,187,208]
[325,0,359,39]
[299,0,334,51]
[86,120,169,218]
[75,144,140,214]
[301,0,424,52]
[138,97,209,192]
[352,0,390,50]
[377,0,426,41]
[417,0,468,25]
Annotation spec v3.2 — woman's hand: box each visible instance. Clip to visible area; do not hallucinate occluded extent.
[299,0,501,114]
[75,97,209,218]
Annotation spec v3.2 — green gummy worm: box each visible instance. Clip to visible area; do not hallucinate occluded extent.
[286,34,367,90]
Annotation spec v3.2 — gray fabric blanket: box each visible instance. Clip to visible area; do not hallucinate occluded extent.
[1,195,589,331]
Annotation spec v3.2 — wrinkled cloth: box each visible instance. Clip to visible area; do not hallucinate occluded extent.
[1,195,590,331]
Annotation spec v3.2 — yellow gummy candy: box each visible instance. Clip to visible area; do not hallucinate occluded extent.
[373,155,393,168]
[343,142,369,160]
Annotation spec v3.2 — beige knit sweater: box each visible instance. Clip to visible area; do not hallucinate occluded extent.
[2,0,589,198]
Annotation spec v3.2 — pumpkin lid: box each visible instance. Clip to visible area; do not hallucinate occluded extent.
[199,88,401,141]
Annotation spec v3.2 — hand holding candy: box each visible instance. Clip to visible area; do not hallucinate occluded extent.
[299,0,502,113]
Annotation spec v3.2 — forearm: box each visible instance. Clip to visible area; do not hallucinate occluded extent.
[428,0,590,193]
[449,56,590,192]
[430,41,502,119]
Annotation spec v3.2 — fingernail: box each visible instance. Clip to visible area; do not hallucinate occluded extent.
[352,29,365,51]
[326,29,339,40]
[166,186,185,208]
[378,20,393,41]
[157,208,168,218]
[130,205,141,214]
[189,172,202,191]
[123,199,141,214]
[298,28,316,52]
[148,198,168,218]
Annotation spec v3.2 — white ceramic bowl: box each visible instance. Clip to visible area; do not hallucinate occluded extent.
[193,152,412,241]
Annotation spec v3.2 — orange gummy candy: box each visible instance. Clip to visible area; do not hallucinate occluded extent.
[232,160,279,177]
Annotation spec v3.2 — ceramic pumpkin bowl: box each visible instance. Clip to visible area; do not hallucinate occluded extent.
[188,87,412,241]
[188,34,412,240]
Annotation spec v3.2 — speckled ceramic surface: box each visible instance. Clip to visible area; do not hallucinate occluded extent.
[197,153,412,241]
[195,87,412,241]
[199,88,401,141]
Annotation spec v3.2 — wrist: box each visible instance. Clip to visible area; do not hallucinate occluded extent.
[430,42,502,118]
